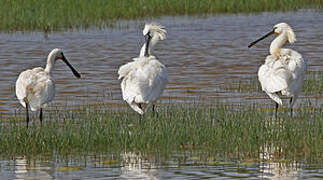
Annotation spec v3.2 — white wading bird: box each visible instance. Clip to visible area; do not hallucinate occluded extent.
[248,23,307,116]
[118,23,168,115]
[16,48,81,127]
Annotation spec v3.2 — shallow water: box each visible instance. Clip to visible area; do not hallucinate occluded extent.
[1,153,322,180]
[0,10,322,116]
[0,10,323,179]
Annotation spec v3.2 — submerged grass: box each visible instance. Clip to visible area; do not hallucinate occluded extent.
[0,0,323,31]
[0,102,322,164]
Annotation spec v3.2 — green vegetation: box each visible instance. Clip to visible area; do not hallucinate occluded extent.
[0,0,323,31]
[303,71,323,95]
[1,101,322,164]
[0,72,322,165]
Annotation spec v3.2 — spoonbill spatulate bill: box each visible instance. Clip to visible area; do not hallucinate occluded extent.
[16,48,81,127]
[118,23,168,115]
[248,23,307,116]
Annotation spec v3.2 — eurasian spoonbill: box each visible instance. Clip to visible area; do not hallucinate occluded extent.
[248,23,307,116]
[118,23,168,115]
[16,48,81,127]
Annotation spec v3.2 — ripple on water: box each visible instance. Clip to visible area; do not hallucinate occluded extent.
[0,10,322,116]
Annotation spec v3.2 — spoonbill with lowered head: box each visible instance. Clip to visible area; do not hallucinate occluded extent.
[118,23,168,115]
[16,48,81,127]
[248,23,307,116]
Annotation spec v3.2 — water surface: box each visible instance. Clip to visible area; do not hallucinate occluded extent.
[0,10,322,179]
[0,10,322,115]
[1,153,323,179]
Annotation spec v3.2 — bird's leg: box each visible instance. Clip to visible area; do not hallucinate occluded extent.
[138,113,143,125]
[25,102,30,128]
[138,103,143,124]
[39,108,43,126]
[290,97,293,117]
[275,102,279,118]
[152,104,158,118]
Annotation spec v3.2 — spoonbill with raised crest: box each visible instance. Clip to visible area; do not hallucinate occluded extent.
[248,23,307,116]
[118,23,168,115]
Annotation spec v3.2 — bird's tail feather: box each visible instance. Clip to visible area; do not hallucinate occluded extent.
[129,102,144,115]
[267,92,283,106]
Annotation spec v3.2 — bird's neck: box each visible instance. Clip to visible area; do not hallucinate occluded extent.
[270,32,287,56]
[139,35,159,57]
[44,54,56,74]
[139,44,147,57]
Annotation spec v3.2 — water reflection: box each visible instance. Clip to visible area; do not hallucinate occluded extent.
[259,145,300,179]
[0,9,322,180]
[121,152,159,179]
[0,153,322,179]
[14,157,53,180]
[261,162,299,180]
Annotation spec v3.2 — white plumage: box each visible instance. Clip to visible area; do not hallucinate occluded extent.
[249,23,307,114]
[16,48,81,127]
[118,23,168,114]
[16,67,55,111]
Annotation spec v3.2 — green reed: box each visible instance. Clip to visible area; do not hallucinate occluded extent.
[0,101,322,164]
[0,0,322,32]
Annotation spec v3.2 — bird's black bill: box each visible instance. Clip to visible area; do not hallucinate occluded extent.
[144,33,151,57]
[62,55,81,78]
[248,30,275,48]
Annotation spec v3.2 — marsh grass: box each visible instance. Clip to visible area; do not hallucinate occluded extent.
[1,72,322,164]
[0,0,323,31]
[0,101,322,164]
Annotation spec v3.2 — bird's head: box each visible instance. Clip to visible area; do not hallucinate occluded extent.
[51,48,64,61]
[49,48,81,78]
[248,22,296,48]
[273,23,296,43]
[141,23,167,57]
[142,23,167,41]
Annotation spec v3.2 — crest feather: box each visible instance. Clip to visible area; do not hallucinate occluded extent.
[143,23,167,40]
[274,23,296,43]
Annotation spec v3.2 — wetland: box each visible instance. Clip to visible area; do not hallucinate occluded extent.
[0,10,322,179]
